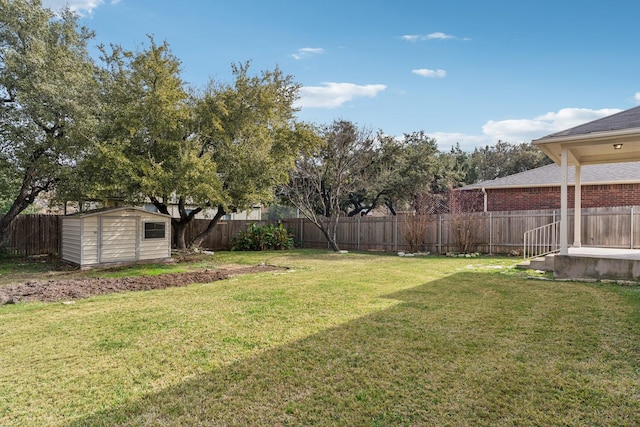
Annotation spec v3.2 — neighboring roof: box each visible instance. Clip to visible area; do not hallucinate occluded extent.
[462,161,640,190]
[66,206,170,218]
[539,106,640,139]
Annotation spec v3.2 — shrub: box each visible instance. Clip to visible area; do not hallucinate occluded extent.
[231,223,294,251]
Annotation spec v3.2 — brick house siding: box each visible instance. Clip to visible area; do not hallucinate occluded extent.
[476,183,640,212]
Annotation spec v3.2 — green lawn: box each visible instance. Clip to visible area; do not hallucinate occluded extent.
[1,250,639,426]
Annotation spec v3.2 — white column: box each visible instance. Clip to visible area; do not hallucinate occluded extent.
[573,163,582,248]
[560,147,569,255]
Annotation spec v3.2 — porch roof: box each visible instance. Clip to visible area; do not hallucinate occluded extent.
[533,106,640,165]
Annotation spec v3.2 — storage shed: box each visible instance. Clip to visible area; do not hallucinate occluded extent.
[62,207,172,268]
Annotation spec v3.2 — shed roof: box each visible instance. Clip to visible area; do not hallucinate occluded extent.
[66,206,170,219]
[462,161,640,190]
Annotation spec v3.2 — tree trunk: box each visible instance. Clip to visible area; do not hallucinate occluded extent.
[385,201,397,216]
[0,168,45,247]
[0,214,15,248]
[319,217,341,251]
[172,219,188,250]
[190,206,226,249]
[1,197,33,246]
[347,206,364,217]
[150,196,201,250]
[321,228,341,251]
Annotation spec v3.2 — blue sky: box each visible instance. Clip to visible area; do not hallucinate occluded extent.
[42,0,640,151]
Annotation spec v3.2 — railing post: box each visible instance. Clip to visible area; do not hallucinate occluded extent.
[552,210,557,252]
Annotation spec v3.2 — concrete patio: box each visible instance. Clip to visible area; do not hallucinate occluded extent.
[520,247,640,281]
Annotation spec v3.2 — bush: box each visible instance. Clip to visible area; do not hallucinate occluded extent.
[231,223,294,251]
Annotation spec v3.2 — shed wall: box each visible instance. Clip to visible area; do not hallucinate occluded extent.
[81,216,99,265]
[138,217,171,260]
[61,218,82,265]
[99,216,138,263]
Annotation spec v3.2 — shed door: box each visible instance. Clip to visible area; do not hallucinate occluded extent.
[99,216,139,263]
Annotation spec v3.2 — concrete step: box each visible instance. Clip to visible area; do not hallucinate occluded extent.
[516,254,555,272]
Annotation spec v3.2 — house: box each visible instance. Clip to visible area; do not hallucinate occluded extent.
[141,203,262,221]
[61,207,172,268]
[461,161,640,212]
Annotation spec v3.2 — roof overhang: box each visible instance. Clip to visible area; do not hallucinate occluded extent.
[533,127,640,166]
[67,206,171,219]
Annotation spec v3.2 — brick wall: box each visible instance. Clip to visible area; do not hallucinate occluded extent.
[484,183,640,211]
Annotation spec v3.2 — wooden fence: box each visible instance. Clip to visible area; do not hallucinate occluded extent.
[3,206,640,256]
[0,215,62,257]
[281,205,640,254]
[181,219,270,251]
[0,215,269,256]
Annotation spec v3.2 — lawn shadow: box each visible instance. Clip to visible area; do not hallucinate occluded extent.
[66,271,640,426]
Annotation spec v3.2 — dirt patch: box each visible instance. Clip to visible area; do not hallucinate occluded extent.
[0,264,283,305]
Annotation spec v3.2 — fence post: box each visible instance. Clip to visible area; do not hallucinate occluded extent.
[438,215,442,254]
[299,218,304,248]
[357,216,361,251]
[489,212,493,255]
[394,215,398,252]
[631,207,634,250]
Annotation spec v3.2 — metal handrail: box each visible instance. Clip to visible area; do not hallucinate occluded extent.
[523,221,560,259]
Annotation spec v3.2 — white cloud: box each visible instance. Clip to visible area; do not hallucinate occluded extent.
[296,82,387,109]
[635,92,640,103]
[432,108,622,151]
[292,47,325,60]
[426,32,454,40]
[41,0,119,15]
[483,108,621,142]
[401,32,467,42]
[412,68,446,78]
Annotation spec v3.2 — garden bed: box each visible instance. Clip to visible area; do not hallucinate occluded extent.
[0,264,282,305]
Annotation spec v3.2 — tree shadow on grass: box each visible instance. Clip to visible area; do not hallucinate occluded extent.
[67,272,640,426]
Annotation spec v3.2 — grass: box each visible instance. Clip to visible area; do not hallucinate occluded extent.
[1,250,639,426]
[0,254,75,284]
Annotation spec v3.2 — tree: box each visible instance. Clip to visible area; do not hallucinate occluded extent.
[342,132,398,217]
[0,0,99,244]
[281,120,375,251]
[189,62,306,249]
[467,140,551,183]
[373,131,453,215]
[64,38,221,249]
[340,131,449,217]
[387,131,450,214]
[67,43,304,250]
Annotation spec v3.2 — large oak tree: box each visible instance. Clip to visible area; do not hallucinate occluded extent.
[71,40,305,249]
[67,38,221,249]
[189,62,307,249]
[0,0,99,244]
